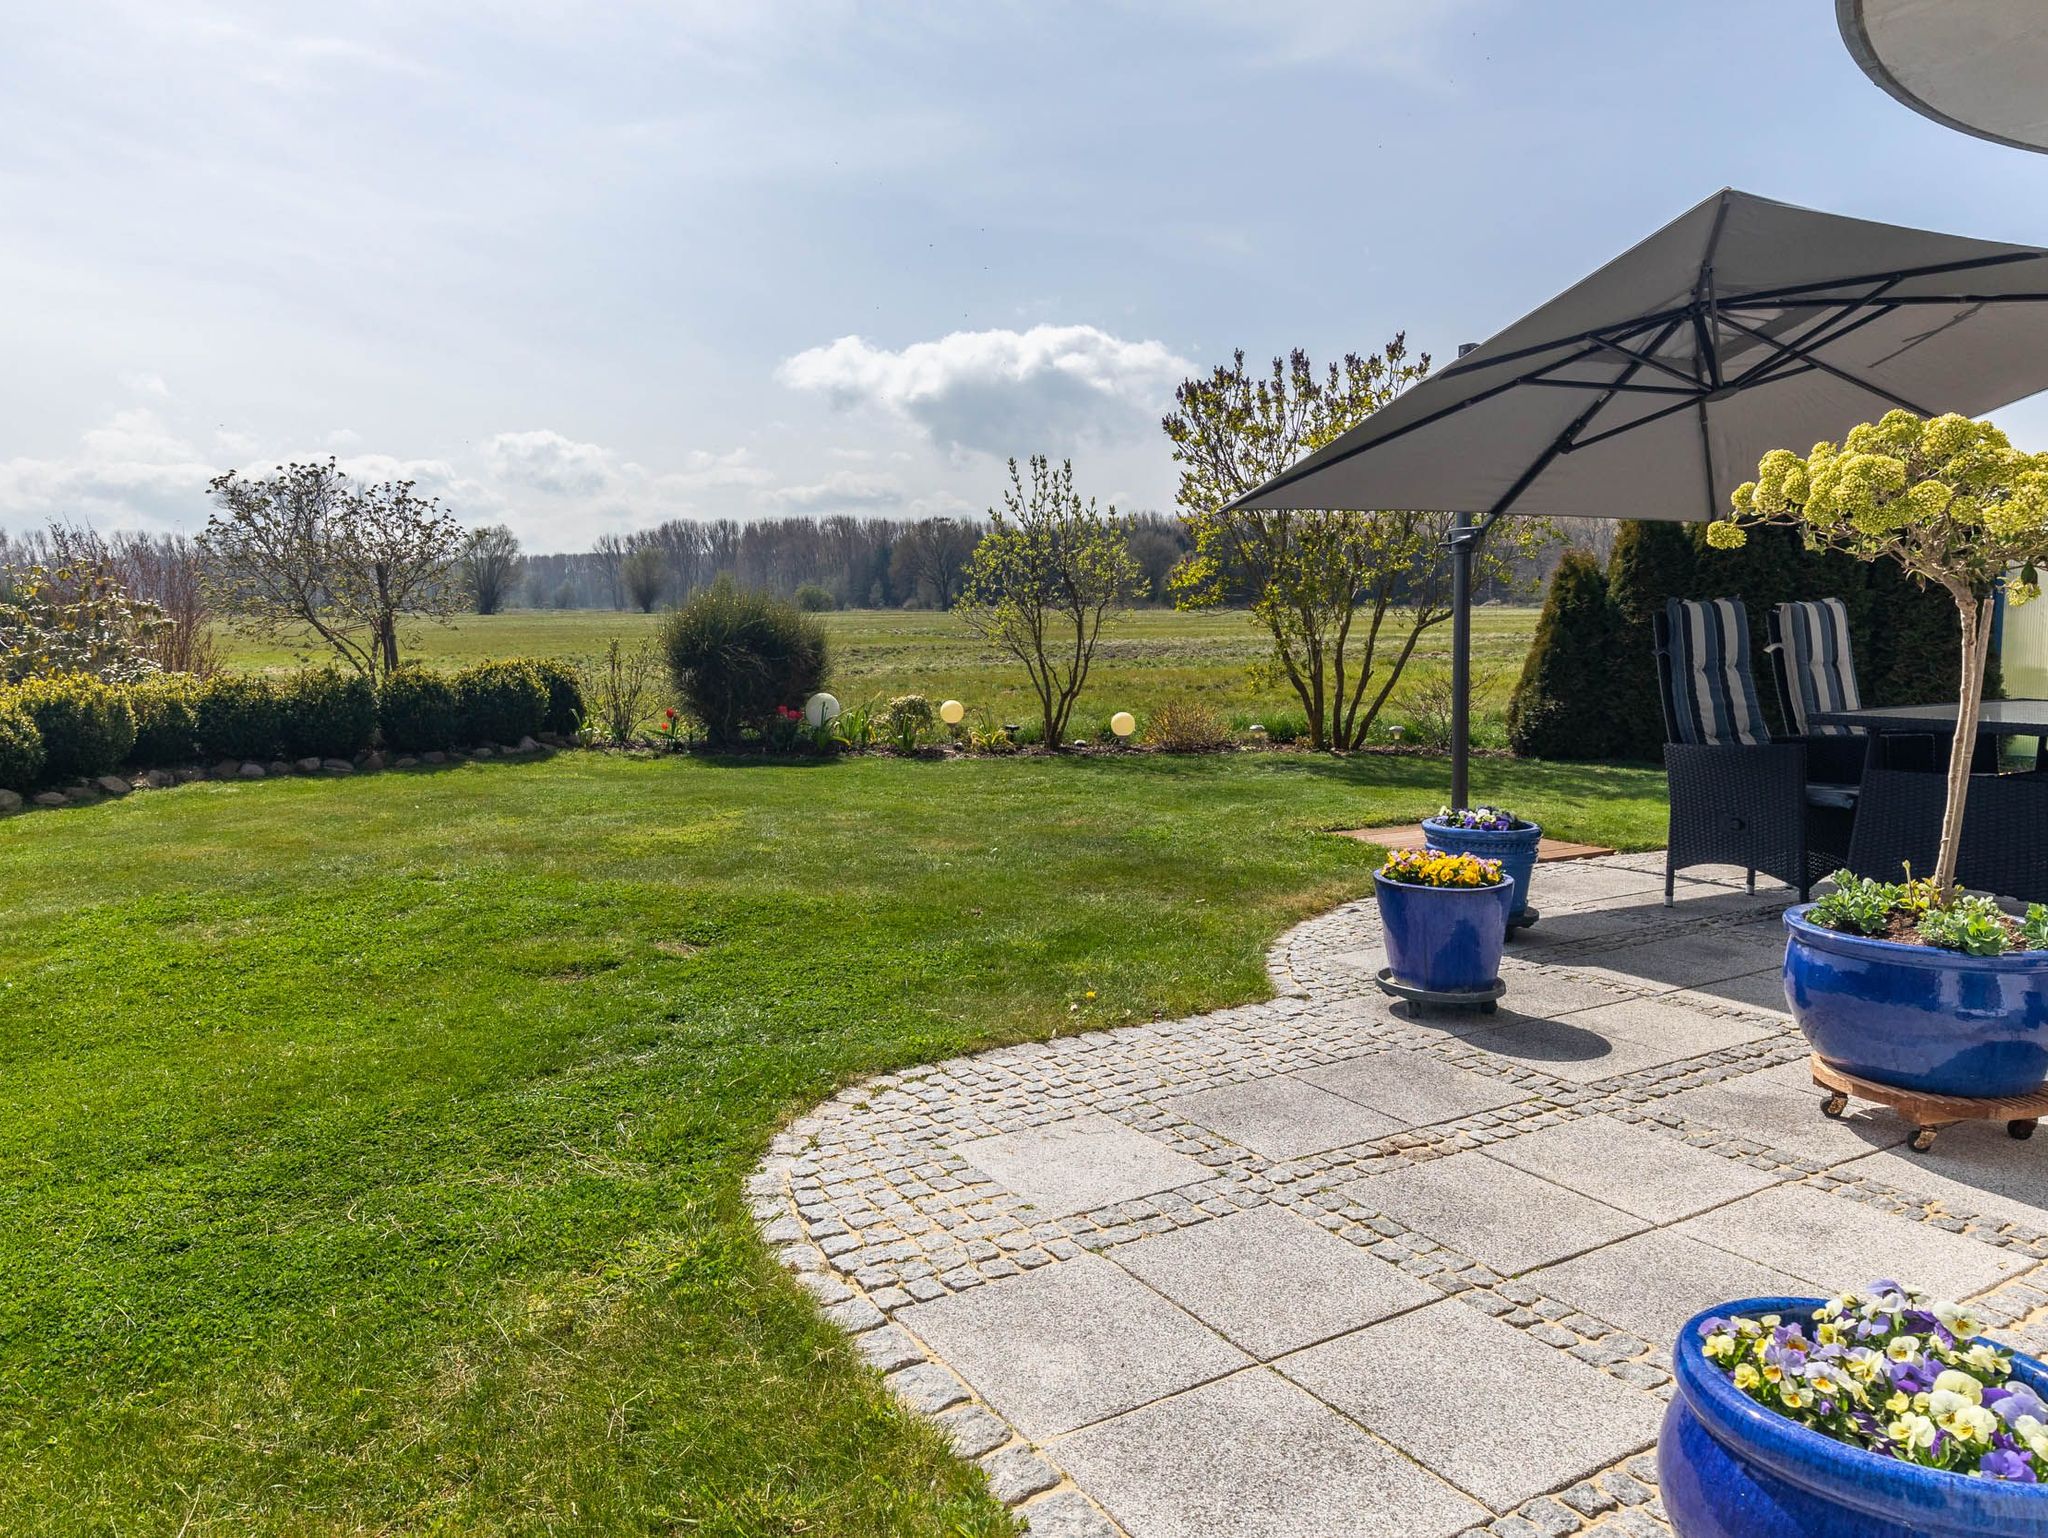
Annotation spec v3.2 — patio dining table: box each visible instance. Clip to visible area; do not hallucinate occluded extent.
[1811,699,2048,901]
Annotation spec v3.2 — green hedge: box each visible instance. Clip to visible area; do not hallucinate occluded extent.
[279,668,376,760]
[128,674,202,767]
[378,668,461,752]
[529,659,585,736]
[9,675,136,783]
[0,702,44,791]
[196,674,283,762]
[454,660,549,745]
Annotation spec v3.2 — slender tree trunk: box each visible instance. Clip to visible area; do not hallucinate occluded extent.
[1931,590,1996,891]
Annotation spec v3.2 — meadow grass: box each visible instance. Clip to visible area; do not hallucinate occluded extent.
[212,605,1544,742]
[0,749,1664,1536]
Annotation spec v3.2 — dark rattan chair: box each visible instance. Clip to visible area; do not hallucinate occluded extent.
[1656,599,1852,905]
[1846,768,2048,903]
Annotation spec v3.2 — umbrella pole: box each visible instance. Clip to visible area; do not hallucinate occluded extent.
[1449,511,1476,808]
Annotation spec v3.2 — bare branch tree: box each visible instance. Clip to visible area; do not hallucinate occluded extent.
[462,525,523,615]
[200,459,464,679]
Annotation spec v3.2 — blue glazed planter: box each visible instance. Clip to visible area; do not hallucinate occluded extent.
[1661,1296,2048,1538]
[1783,907,2048,1099]
[1422,817,1542,928]
[1373,872,1514,993]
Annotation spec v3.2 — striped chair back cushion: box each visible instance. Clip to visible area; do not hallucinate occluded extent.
[1775,598,1861,736]
[1662,598,1771,746]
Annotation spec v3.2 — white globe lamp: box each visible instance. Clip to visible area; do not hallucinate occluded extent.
[1110,711,1136,738]
[939,699,965,725]
[804,692,841,728]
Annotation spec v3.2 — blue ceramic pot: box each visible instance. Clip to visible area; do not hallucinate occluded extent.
[1783,907,2048,1099]
[1421,817,1543,927]
[1373,872,1514,993]
[1661,1296,2048,1538]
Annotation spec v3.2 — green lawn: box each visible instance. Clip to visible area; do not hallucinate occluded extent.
[212,605,1543,743]
[0,751,1665,1536]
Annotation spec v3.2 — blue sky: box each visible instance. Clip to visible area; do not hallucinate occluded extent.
[9,0,2048,550]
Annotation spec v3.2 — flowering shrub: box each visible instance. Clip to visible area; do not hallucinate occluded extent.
[879,694,936,753]
[1698,1283,2047,1482]
[1378,848,1504,888]
[0,562,170,685]
[1434,804,1524,831]
[1711,411,2048,892]
[0,700,44,791]
[1809,869,2048,956]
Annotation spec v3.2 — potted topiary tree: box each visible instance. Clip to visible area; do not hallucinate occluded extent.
[1709,411,2048,1104]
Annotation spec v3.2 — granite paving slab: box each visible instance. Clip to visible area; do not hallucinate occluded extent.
[896,1256,1248,1438]
[951,1111,1216,1216]
[1484,1114,1785,1223]
[1830,1122,2048,1234]
[1163,1074,1404,1160]
[1674,1184,2032,1300]
[1054,1367,1487,1538]
[1107,1204,1440,1360]
[1297,1049,1533,1126]
[1279,1300,1665,1512]
[749,852,2048,1538]
[1346,1152,1647,1275]
[1527,1230,1810,1346]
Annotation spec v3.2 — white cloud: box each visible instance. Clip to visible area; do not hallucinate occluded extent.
[0,407,217,532]
[768,469,903,509]
[776,324,1193,457]
[487,429,620,497]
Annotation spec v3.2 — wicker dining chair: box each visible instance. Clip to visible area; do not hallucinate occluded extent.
[1655,597,1851,905]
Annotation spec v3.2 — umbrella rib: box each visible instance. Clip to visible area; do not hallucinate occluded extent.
[1716,312,1933,415]
[1725,300,1899,392]
[1716,249,2045,306]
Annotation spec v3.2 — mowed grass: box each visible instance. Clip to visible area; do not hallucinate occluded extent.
[213,605,1543,740]
[0,751,1665,1537]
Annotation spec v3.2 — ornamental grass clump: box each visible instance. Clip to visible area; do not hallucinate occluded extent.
[1434,804,1524,831]
[1377,848,1503,888]
[1697,1282,2047,1482]
[1710,410,2048,895]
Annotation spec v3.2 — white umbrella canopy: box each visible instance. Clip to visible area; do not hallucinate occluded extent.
[1840,0,2048,155]
[1236,189,2048,524]
[1229,188,2048,803]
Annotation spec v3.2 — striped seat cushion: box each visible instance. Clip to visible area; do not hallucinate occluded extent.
[1775,598,1862,736]
[1663,598,1771,746]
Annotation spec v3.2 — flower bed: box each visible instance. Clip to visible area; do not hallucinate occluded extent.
[1378,847,1504,888]
[1696,1283,2046,1482]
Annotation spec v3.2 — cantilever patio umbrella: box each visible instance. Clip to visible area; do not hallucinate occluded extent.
[1229,187,2048,803]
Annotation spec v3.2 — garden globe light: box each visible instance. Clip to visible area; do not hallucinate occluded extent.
[939,699,964,725]
[804,692,841,728]
[1110,711,1136,738]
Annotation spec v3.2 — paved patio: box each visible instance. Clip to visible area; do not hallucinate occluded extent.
[747,854,2048,1537]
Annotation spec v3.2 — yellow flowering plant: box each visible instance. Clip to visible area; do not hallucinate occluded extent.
[1378,848,1504,888]
[1708,411,2048,892]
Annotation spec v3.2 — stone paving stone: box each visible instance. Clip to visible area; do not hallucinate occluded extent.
[1280,1301,1662,1513]
[1163,1075,1404,1160]
[1829,1121,2048,1233]
[1485,966,1641,1023]
[951,1112,1215,1216]
[1018,1489,1120,1537]
[1667,968,1789,1016]
[1653,1073,1908,1164]
[1523,864,1669,907]
[1674,1184,2032,1299]
[1562,928,1785,993]
[1454,1010,1766,1085]
[1108,1204,1439,1360]
[983,1445,1062,1504]
[1053,1367,1486,1538]
[1346,1153,1646,1276]
[1483,1115,1784,1223]
[1299,1051,1533,1127]
[933,1403,1012,1458]
[1527,1230,1808,1349]
[897,1255,1248,1439]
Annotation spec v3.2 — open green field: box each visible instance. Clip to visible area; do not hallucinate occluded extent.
[0,751,1664,1537]
[214,605,1544,743]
